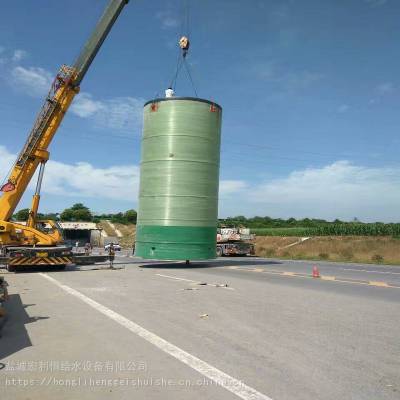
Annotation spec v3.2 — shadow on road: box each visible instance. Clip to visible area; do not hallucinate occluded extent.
[0,295,48,360]
[1,264,118,274]
[0,257,283,273]
[139,259,283,269]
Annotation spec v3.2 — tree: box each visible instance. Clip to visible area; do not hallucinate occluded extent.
[60,203,92,222]
[14,208,30,221]
[124,209,137,224]
[72,208,92,221]
[60,208,74,221]
[71,203,88,211]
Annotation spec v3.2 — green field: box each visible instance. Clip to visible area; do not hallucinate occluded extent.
[251,227,312,236]
[251,223,400,237]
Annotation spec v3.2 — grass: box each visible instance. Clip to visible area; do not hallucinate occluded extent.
[254,236,400,265]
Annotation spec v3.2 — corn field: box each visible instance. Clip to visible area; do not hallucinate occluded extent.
[251,223,400,237]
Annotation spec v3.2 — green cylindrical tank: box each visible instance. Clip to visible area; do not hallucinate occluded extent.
[135,97,222,260]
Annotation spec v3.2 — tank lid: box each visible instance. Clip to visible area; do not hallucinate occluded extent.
[144,96,222,110]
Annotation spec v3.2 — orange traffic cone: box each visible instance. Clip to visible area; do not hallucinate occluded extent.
[312,265,320,278]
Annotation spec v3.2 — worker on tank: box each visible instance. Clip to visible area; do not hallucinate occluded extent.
[165,87,175,98]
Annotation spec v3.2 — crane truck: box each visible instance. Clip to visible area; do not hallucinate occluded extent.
[0,0,129,272]
[216,227,256,257]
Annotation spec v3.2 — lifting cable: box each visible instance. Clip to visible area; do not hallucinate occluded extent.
[183,58,198,97]
[168,0,198,97]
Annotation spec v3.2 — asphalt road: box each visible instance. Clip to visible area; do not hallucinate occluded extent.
[1,256,399,399]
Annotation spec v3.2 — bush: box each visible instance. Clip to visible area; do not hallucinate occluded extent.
[339,249,354,260]
[371,254,384,263]
[318,253,329,260]
[294,253,306,259]
[265,248,276,257]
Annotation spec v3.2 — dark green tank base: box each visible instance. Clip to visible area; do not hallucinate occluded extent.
[135,225,217,260]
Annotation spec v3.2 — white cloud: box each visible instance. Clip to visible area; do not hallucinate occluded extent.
[11,66,53,97]
[70,92,104,118]
[376,82,395,95]
[254,60,324,92]
[156,10,179,29]
[2,148,400,222]
[221,161,400,222]
[0,146,140,201]
[283,71,324,91]
[12,49,28,62]
[0,146,16,183]
[219,180,248,196]
[0,145,246,209]
[71,92,143,133]
[369,82,396,105]
[42,160,140,200]
[1,47,143,134]
[2,144,244,204]
[337,104,350,113]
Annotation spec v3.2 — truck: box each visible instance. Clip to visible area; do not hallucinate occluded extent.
[0,0,129,271]
[216,227,256,257]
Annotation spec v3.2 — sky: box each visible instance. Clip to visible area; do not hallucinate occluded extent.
[0,0,399,222]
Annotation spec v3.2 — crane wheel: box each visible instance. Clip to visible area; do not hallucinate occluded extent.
[6,265,16,273]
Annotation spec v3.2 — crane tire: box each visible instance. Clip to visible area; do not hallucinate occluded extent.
[6,264,16,273]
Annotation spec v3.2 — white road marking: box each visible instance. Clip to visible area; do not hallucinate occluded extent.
[156,273,234,290]
[341,268,400,275]
[156,274,198,283]
[39,273,269,400]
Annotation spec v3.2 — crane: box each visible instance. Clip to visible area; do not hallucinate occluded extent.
[0,0,129,271]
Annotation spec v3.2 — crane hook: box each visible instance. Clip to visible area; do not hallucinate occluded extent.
[179,36,190,58]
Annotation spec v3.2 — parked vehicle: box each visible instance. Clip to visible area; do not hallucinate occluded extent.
[216,227,255,257]
[104,243,122,251]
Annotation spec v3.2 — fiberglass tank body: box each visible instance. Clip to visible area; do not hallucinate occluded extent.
[135,97,222,260]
